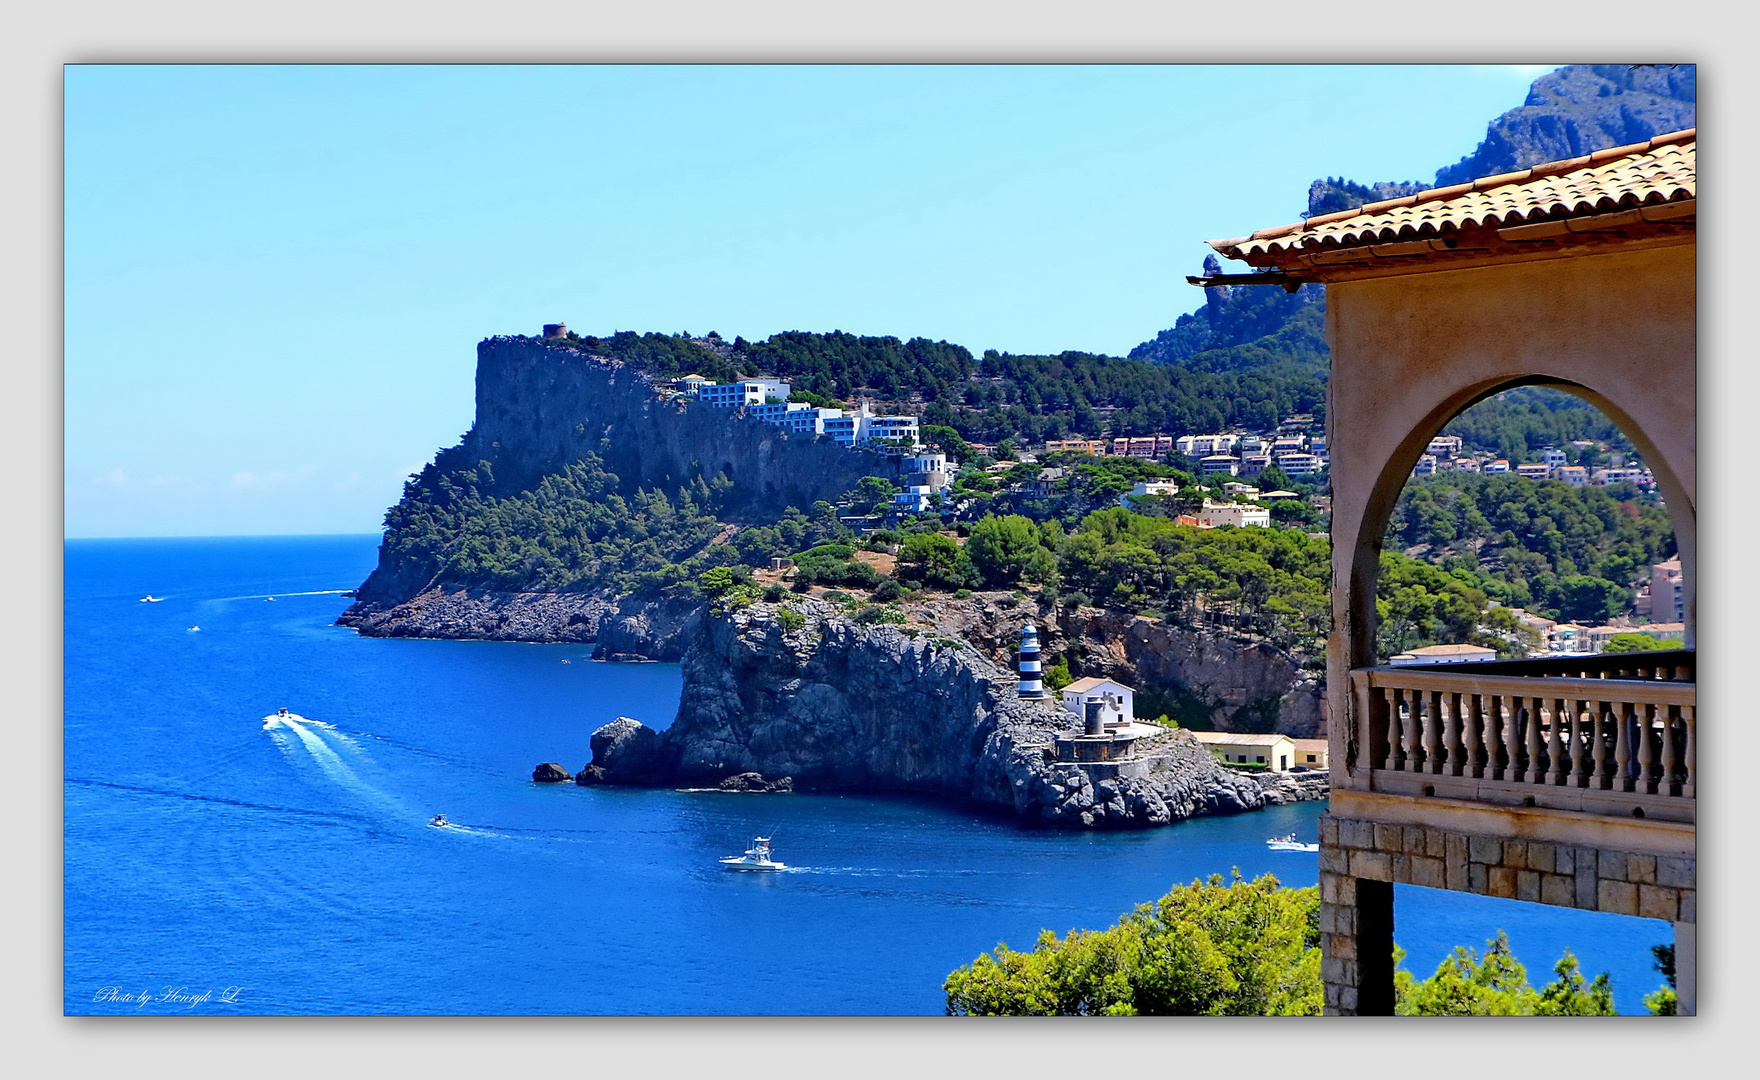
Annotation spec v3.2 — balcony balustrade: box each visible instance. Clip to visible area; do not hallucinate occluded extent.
[1344,651,1695,824]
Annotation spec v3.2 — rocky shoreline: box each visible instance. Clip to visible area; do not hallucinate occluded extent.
[336,587,702,660]
[559,600,1325,830]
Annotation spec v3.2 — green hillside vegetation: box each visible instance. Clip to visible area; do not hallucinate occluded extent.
[942,874,1641,1016]
[377,443,1513,663]
[1385,472,1675,624]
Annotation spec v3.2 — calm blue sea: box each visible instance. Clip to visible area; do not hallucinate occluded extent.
[64,536,1674,1015]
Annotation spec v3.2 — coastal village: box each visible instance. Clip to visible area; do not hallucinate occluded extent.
[587,332,1682,663]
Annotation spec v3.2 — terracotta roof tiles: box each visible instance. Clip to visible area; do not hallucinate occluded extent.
[1213,128,1694,263]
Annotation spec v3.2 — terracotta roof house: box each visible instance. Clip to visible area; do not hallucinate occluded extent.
[1195,130,1697,1015]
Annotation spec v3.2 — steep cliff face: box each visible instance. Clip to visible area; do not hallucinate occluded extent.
[864,594,1324,738]
[577,601,1285,829]
[1055,608,1323,737]
[468,336,885,513]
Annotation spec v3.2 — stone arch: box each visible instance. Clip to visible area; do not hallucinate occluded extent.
[1340,372,1696,678]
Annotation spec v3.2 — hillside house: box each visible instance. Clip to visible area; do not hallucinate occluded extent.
[1191,731,1299,772]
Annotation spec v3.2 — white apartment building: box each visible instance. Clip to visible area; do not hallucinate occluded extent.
[748,401,812,425]
[1539,448,1568,469]
[1592,467,1646,486]
[1412,454,1437,476]
[1515,462,1552,479]
[1121,480,1181,509]
[1275,452,1324,476]
[696,380,777,409]
[1426,435,1463,458]
[1197,499,1271,529]
[864,415,920,448]
[1553,465,1589,487]
[1177,434,1239,457]
[1484,459,1510,473]
[1199,455,1241,476]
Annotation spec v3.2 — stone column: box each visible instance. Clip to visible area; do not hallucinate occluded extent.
[1675,921,1696,1016]
[1319,816,1396,1015]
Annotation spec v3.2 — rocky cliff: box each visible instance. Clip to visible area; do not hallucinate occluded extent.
[336,587,702,659]
[574,601,1300,829]
[340,335,896,617]
[467,335,883,514]
[850,593,1324,738]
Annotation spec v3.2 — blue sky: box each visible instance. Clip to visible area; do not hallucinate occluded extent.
[65,64,1557,537]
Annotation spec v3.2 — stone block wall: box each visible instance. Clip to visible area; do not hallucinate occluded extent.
[1318,812,1696,1015]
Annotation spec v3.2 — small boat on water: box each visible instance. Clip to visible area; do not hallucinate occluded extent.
[720,836,786,872]
[140,595,163,603]
[1267,834,1319,852]
[430,814,449,828]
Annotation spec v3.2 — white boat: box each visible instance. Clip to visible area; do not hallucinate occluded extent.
[1267,834,1319,852]
[430,814,449,828]
[720,835,787,871]
[140,595,163,603]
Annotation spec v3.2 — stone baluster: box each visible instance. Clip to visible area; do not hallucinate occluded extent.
[1590,700,1610,790]
[1681,705,1696,799]
[1615,702,1634,793]
[1522,697,1544,785]
[1548,696,1569,786]
[1659,706,1679,797]
[1568,699,1588,788]
[1441,692,1462,776]
[1636,702,1657,795]
[1500,694,1521,783]
[1422,691,1442,775]
[1389,689,1407,772]
[1461,692,1483,779]
[1402,689,1421,773]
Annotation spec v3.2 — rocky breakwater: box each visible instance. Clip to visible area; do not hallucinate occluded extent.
[574,601,1272,829]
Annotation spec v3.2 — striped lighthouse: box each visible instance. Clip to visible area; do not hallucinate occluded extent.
[1017,624,1045,699]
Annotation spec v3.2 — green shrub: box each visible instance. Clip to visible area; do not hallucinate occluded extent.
[775,607,806,632]
[944,872,1321,1016]
[854,604,907,625]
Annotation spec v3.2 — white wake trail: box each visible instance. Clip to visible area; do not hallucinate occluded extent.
[266,712,406,816]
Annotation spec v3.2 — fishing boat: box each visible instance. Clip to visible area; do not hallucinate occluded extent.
[1266,834,1319,852]
[720,836,786,871]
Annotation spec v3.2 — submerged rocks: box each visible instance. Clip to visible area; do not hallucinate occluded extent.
[532,762,574,783]
[717,772,793,793]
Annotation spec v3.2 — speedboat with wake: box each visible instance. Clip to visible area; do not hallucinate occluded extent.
[1266,834,1319,852]
[720,836,786,871]
[430,814,449,828]
[140,595,163,603]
